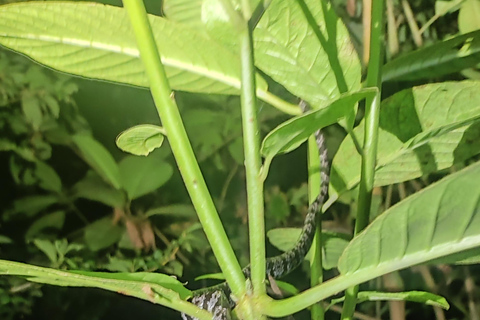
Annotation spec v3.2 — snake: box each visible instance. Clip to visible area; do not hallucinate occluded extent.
[182,122,330,320]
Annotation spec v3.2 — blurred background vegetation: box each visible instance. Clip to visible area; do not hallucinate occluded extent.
[0,0,479,319]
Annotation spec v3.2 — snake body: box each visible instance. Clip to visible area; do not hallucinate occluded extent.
[182,128,329,320]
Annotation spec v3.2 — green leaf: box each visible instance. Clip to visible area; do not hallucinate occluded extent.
[21,92,42,130]
[11,195,59,217]
[383,31,480,82]
[0,235,12,244]
[34,161,62,192]
[194,273,225,281]
[254,0,361,107]
[0,260,192,309]
[459,0,480,34]
[84,218,124,252]
[72,171,126,207]
[72,134,121,190]
[267,228,350,270]
[275,280,299,295]
[119,155,173,200]
[261,89,376,168]
[0,2,267,95]
[329,291,449,310]
[25,210,65,240]
[145,204,196,218]
[338,161,480,275]
[33,239,58,264]
[266,188,290,223]
[201,0,239,51]
[428,246,480,265]
[116,124,166,156]
[435,0,465,15]
[331,81,480,198]
[163,0,204,30]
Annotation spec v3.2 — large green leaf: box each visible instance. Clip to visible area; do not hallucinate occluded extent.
[163,0,205,32]
[0,260,195,313]
[459,0,480,34]
[254,0,361,107]
[118,155,173,200]
[338,161,480,275]
[72,134,122,190]
[0,1,267,95]
[331,81,480,198]
[162,0,361,107]
[383,30,480,82]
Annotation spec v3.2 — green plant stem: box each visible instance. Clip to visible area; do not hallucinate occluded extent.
[250,0,273,28]
[239,10,267,307]
[122,0,246,305]
[258,90,301,115]
[340,0,385,319]
[307,135,324,320]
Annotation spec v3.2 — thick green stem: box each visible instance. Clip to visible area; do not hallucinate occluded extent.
[122,0,246,307]
[340,0,385,319]
[239,14,266,302]
[307,135,324,320]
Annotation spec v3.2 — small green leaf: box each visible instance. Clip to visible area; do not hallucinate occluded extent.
[72,171,126,208]
[34,161,62,193]
[33,239,57,264]
[21,93,42,130]
[275,280,299,295]
[72,134,121,190]
[43,94,60,118]
[261,89,376,168]
[119,155,173,200]
[329,291,449,310]
[145,204,196,218]
[116,124,166,156]
[84,218,124,252]
[26,211,65,240]
[0,235,13,244]
[11,195,59,217]
[266,188,290,223]
[195,273,225,281]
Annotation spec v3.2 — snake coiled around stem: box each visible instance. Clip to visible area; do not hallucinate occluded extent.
[182,125,329,320]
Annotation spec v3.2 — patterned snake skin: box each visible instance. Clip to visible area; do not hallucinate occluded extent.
[182,127,330,320]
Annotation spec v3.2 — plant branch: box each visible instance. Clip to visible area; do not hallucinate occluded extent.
[340,0,385,318]
[122,0,246,307]
[257,90,301,115]
[239,12,267,303]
